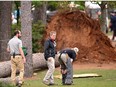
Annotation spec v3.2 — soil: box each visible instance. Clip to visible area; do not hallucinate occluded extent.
[55,62,116,71]
[44,10,116,63]
[73,62,116,70]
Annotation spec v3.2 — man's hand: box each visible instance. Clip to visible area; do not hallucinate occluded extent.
[70,59,73,62]
[7,47,10,52]
[61,69,67,74]
[48,58,52,62]
[23,57,26,63]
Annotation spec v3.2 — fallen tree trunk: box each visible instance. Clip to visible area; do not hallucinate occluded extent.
[33,53,59,71]
[0,53,60,78]
[0,78,11,84]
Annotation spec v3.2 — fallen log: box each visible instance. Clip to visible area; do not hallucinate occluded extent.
[0,78,11,84]
[0,53,60,78]
[0,61,11,78]
[33,53,59,71]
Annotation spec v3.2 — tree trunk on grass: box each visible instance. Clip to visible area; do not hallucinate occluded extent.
[21,1,33,77]
[0,53,59,78]
[0,1,12,61]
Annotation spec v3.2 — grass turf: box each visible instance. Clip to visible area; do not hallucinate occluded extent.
[21,69,116,87]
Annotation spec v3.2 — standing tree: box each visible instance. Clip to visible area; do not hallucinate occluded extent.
[21,1,33,77]
[0,1,12,61]
[32,1,47,24]
[98,1,114,33]
[100,1,108,33]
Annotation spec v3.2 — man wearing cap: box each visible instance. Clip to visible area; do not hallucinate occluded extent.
[7,30,26,87]
[57,47,79,85]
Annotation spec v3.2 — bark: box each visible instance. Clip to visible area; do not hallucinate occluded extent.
[0,1,12,61]
[0,53,60,78]
[32,2,47,24]
[100,1,107,33]
[0,78,11,84]
[21,1,33,77]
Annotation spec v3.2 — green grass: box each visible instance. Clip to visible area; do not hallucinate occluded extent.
[0,82,15,87]
[22,69,116,87]
[106,31,113,36]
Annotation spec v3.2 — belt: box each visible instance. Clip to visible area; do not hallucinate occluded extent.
[11,54,21,56]
[15,54,21,55]
[11,54,21,58]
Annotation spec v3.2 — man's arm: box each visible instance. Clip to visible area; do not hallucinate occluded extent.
[44,40,49,51]
[44,40,50,56]
[19,47,26,63]
[7,44,10,52]
[71,51,77,62]
[7,47,10,52]
[19,41,26,63]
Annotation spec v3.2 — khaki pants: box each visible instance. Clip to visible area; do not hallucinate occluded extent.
[57,53,68,69]
[43,57,55,84]
[11,56,24,84]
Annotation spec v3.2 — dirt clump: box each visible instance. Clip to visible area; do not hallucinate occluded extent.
[44,10,116,63]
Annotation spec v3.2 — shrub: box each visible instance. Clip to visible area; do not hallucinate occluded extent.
[32,21,45,53]
[12,21,45,53]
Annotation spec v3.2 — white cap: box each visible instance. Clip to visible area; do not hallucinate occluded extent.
[73,47,79,54]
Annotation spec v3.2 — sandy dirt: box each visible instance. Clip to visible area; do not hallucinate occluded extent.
[44,10,116,63]
[73,62,116,70]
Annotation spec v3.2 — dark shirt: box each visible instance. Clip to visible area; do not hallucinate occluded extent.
[110,15,116,30]
[44,38,56,60]
[60,49,76,60]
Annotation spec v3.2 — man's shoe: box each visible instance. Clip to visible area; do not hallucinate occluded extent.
[49,83,58,86]
[17,83,22,87]
[43,80,49,85]
[63,83,72,85]
[16,82,18,86]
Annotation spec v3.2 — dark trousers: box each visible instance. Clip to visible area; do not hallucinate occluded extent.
[62,58,73,85]
[112,30,116,40]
